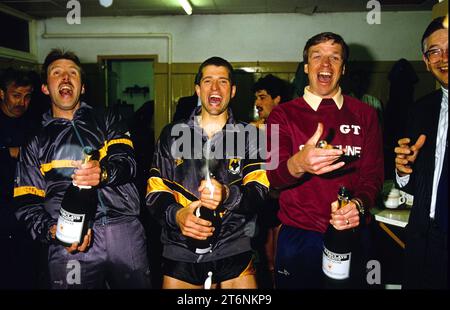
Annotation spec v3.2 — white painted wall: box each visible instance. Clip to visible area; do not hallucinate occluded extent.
[36,11,431,63]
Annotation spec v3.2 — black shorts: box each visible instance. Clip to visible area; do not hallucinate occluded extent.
[162,251,255,285]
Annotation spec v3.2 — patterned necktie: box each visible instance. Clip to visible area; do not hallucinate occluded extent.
[434,141,448,233]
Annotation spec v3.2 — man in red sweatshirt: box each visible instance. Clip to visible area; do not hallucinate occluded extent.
[266,32,384,289]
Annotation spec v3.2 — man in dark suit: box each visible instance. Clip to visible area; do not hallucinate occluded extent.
[394,16,448,289]
[172,92,199,122]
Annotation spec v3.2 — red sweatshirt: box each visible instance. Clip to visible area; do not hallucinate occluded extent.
[266,95,384,233]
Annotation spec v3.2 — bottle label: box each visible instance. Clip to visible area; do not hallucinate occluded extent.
[195,246,212,254]
[322,247,351,280]
[55,207,85,244]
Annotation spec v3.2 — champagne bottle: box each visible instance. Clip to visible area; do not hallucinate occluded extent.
[187,205,221,254]
[187,175,221,254]
[55,147,98,247]
[322,186,355,286]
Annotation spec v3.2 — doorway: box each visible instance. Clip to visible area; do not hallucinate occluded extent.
[98,55,156,122]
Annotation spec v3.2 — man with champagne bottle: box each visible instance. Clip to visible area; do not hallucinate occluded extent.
[14,49,151,289]
[146,57,269,288]
[266,32,384,289]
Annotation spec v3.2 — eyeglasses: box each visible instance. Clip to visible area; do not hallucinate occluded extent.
[424,47,448,64]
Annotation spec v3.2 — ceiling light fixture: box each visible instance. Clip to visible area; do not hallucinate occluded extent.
[178,0,192,15]
[99,0,113,8]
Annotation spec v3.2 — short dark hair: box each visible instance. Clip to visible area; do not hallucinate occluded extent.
[41,48,85,83]
[303,32,349,64]
[195,56,235,85]
[421,16,446,53]
[252,74,286,102]
[0,68,35,91]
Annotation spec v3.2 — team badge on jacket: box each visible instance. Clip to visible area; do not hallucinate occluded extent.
[228,158,241,174]
[174,158,184,167]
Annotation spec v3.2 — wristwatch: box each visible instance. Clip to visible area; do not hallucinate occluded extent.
[351,198,365,215]
[100,166,108,184]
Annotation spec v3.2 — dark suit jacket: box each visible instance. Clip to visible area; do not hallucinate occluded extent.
[173,94,198,122]
[398,89,447,289]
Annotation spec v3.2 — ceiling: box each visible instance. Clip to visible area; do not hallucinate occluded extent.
[0,0,436,19]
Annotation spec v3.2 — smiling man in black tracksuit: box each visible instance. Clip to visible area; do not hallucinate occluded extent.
[146,57,269,289]
[14,49,150,289]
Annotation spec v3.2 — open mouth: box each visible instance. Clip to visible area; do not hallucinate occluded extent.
[209,94,222,106]
[439,65,448,73]
[256,106,264,117]
[317,71,332,83]
[59,84,73,97]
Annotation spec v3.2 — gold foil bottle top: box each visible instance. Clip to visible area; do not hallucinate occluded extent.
[82,146,94,165]
[316,140,339,150]
[316,140,329,149]
[338,186,350,209]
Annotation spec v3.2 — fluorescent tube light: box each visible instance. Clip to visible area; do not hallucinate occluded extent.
[178,0,192,15]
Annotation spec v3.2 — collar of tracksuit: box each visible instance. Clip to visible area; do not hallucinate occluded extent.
[186,105,238,129]
[42,102,92,127]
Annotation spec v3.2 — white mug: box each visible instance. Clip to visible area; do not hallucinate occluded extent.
[384,189,407,209]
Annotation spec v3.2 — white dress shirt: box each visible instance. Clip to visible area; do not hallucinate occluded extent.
[396,87,448,218]
[303,86,344,110]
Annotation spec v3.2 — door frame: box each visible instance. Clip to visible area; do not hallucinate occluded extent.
[97,54,158,107]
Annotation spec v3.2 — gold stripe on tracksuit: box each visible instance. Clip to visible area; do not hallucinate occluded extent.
[14,186,46,198]
[239,256,257,277]
[38,139,133,174]
[99,138,134,161]
[147,177,194,208]
[242,169,270,188]
[40,160,75,175]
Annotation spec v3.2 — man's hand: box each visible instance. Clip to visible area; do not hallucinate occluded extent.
[394,135,426,176]
[330,200,360,230]
[50,224,57,239]
[175,201,214,240]
[65,229,92,253]
[49,224,93,253]
[72,160,101,187]
[198,178,224,210]
[287,122,345,178]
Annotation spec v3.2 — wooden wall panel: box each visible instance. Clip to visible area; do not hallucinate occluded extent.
[150,60,434,138]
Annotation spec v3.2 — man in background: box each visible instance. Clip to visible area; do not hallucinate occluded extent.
[251,74,288,288]
[0,68,41,289]
[173,92,200,122]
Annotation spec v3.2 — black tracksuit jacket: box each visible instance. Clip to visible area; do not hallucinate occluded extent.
[146,107,269,263]
[14,103,141,242]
